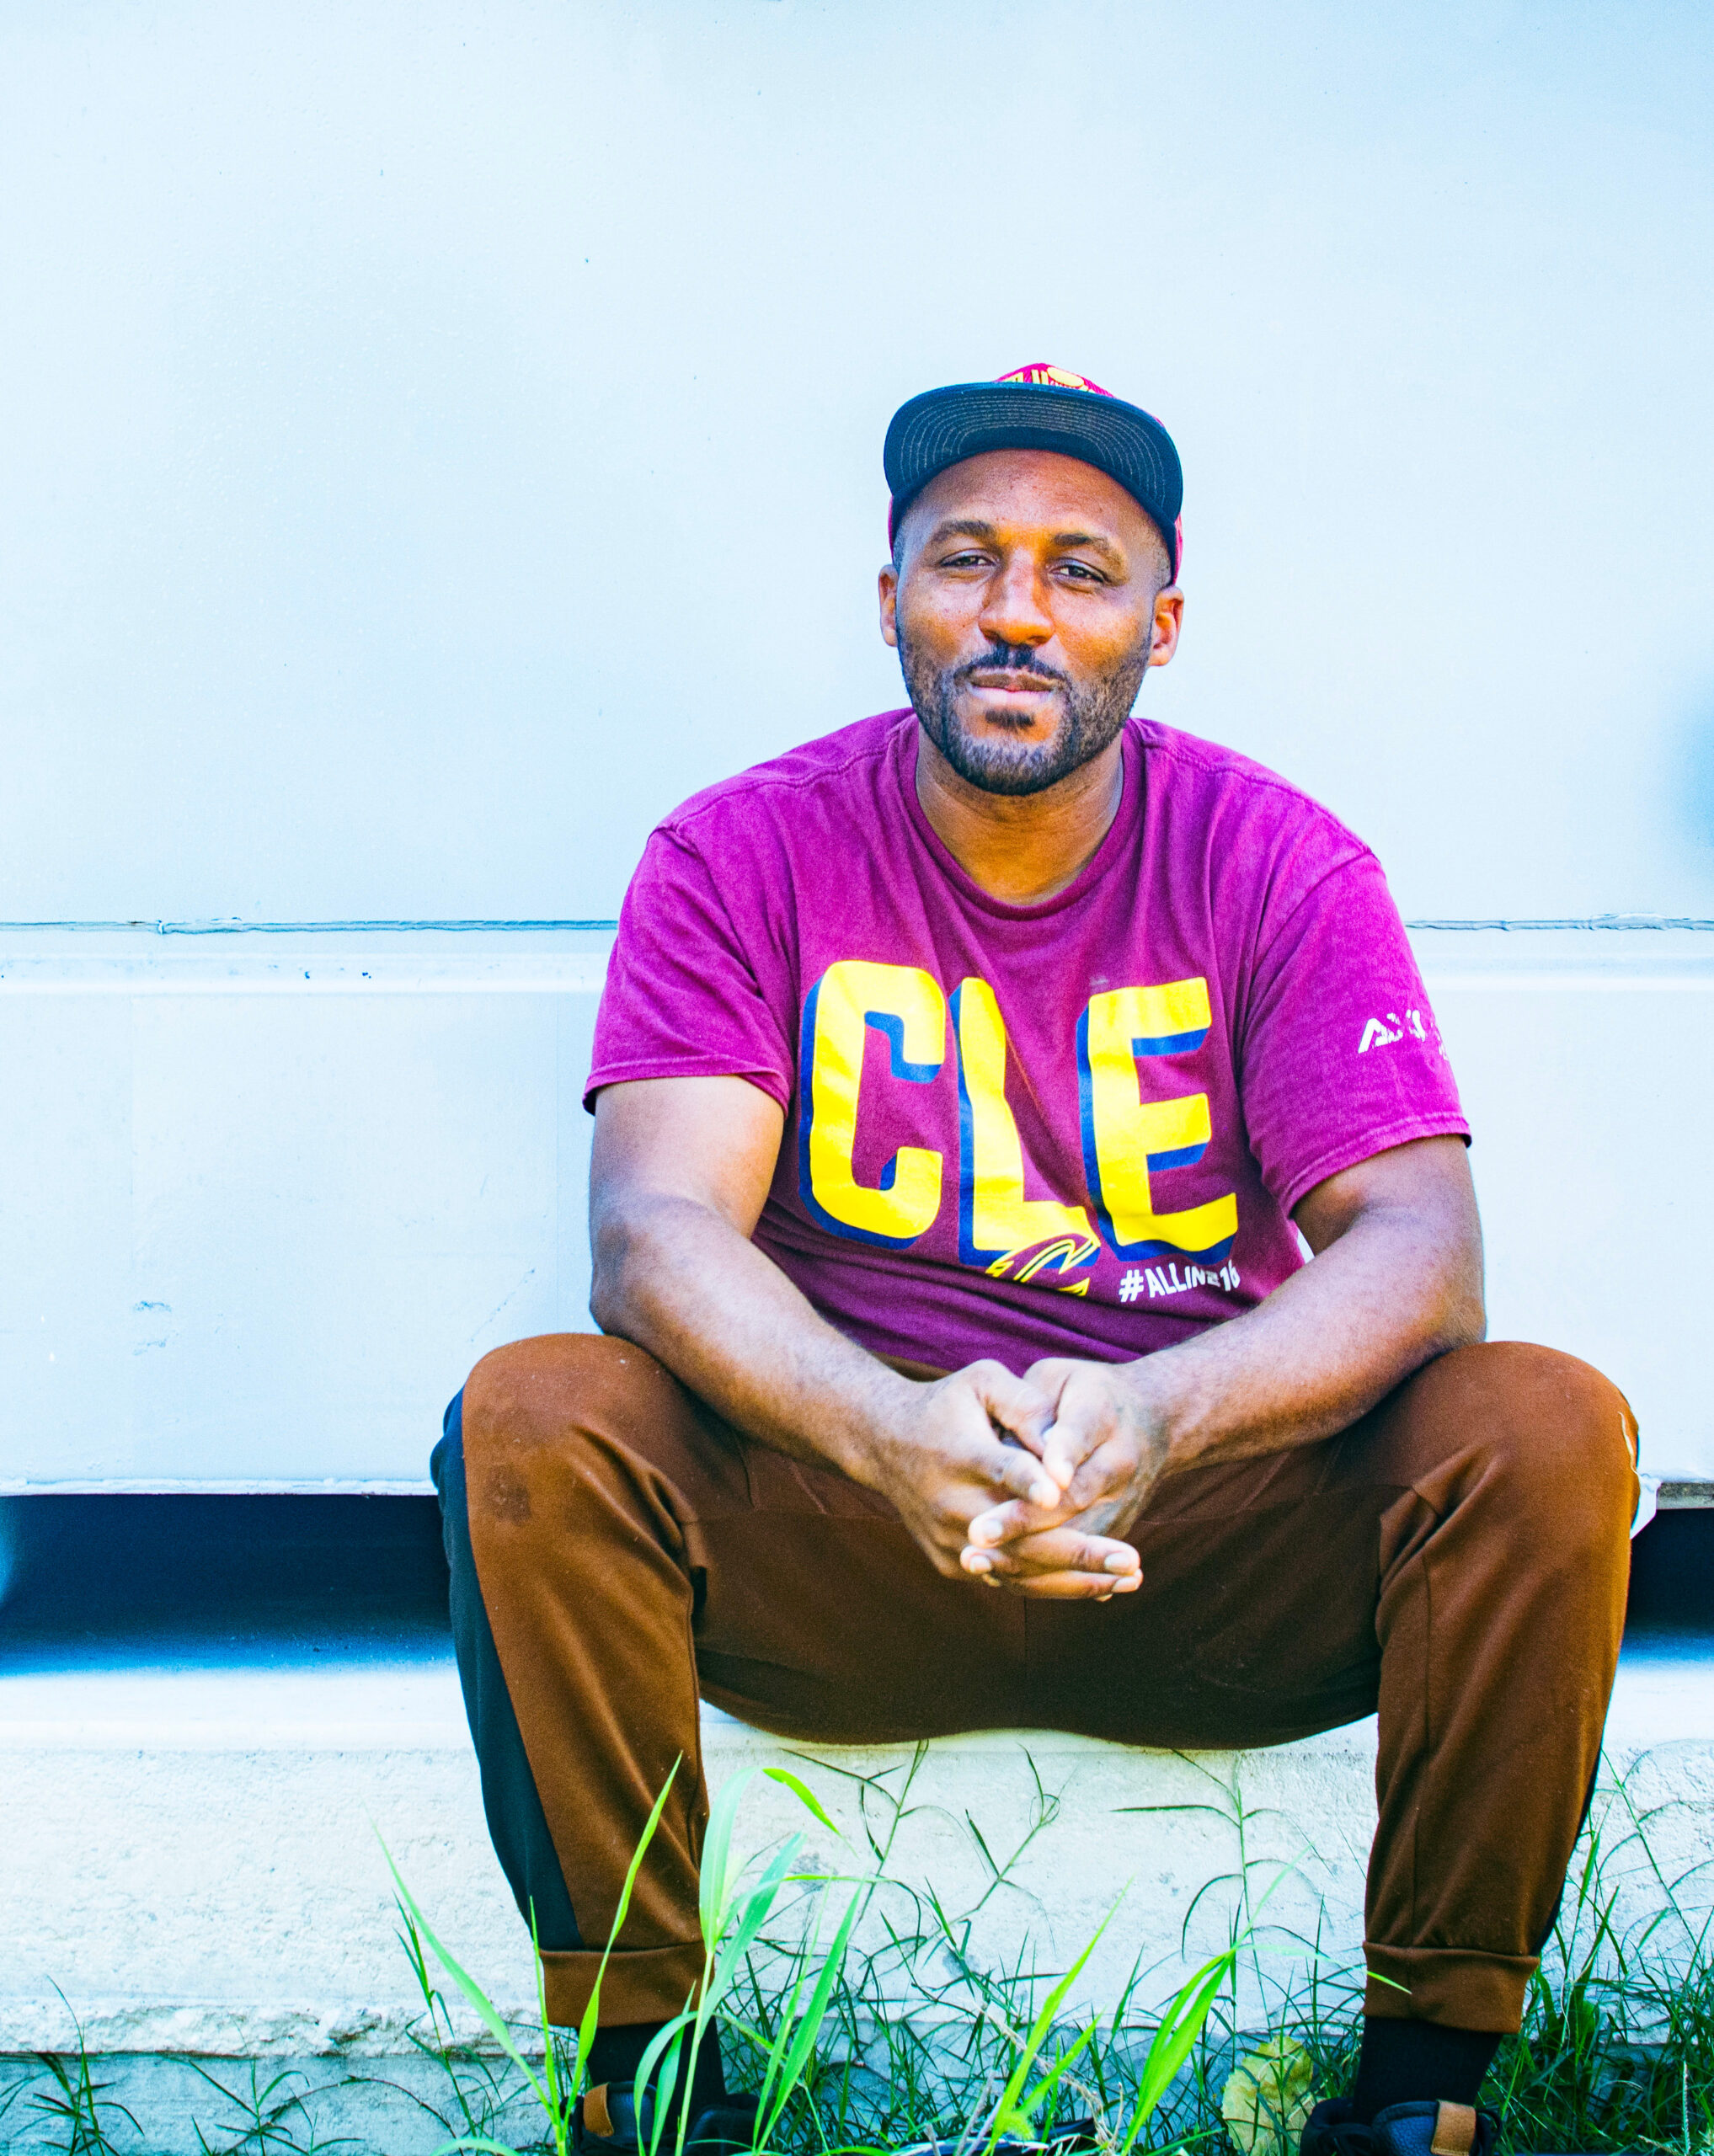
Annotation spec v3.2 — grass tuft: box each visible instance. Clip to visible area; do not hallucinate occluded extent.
[15,1747,1714,2154]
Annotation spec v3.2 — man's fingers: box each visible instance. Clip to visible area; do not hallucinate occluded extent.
[966,1465,1129,1549]
[1011,1568,1142,1600]
[964,1359,1055,1457]
[958,1550,1143,1600]
[974,1434,1062,1512]
[929,1364,1060,1506]
[966,1496,1054,1547]
[1039,1397,1121,1493]
[962,1525,1140,1579]
[1040,1421,1083,1493]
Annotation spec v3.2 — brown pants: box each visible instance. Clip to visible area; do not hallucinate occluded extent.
[459,1335,1637,2035]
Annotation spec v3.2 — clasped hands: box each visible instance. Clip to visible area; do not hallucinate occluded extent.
[872,1357,1172,1601]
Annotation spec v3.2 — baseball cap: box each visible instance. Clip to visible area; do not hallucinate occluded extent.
[884,363,1183,576]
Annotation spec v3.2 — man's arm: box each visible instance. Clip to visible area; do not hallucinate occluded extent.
[961,1134,1485,1588]
[588,1076,1140,1595]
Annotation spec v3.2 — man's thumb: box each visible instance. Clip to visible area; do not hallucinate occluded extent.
[972,1362,1054,1449]
[987,1436,1060,1511]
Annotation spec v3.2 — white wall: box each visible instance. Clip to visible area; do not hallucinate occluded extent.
[2,0,1711,924]
[0,931,603,1487]
[4,926,1711,1487]
[3,5,1711,1486]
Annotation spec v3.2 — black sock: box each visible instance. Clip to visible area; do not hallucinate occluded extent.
[1348,2018,1499,2123]
[585,2020,726,2107]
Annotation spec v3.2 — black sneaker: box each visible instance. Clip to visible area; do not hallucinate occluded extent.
[573,2079,761,2156]
[1301,2099,1497,2156]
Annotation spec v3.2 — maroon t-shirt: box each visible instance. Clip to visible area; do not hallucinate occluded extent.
[586,710,1467,1374]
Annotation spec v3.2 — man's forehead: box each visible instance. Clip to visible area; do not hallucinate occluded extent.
[906,450,1163,553]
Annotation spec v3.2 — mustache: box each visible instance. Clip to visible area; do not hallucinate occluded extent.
[953,643,1069,690]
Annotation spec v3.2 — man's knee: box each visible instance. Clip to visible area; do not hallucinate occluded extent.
[462,1331,667,1456]
[1405,1340,1639,1551]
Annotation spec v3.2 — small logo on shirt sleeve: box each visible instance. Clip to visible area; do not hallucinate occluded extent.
[1358,1010,1428,1054]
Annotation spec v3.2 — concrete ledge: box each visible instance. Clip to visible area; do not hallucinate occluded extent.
[0,2050,547,2156]
[5,1639,1713,2066]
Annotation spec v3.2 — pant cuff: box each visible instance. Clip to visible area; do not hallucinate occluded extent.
[1364,1943,1540,2033]
[541,1942,708,2028]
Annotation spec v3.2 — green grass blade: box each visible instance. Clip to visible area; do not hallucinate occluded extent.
[1115,1947,1236,2156]
[763,1766,843,1837]
[757,1885,867,2148]
[574,1757,685,2095]
[634,2008,696,2110]
[1010,2013,1101,2123]
[528,1899,569,2156]
[701,1838,805,2018]
[698,1767,759,1948]
[983,1896,1122,2152]
[642,2024,688,2156]
[378,1834,547,2110]
[750,1919,820,2127]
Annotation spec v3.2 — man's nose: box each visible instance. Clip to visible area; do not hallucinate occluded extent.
[977,557,1054,650]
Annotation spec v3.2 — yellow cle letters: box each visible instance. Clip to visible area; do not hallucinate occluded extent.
[798,959,946,1246]
[1076,977,1238,1262]
[951,979,1095,1266]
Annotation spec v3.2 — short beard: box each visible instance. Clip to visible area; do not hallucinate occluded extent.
[898,626,1152,798]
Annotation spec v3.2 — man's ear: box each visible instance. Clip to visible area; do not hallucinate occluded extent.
[1146,584,1183,669]
[878,563,900,648]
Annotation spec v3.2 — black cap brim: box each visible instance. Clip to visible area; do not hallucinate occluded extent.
[884,380,1182,574]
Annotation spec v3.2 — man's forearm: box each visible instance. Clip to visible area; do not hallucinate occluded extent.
[1123,1201,1485,1476]
[590,1195,914,1485]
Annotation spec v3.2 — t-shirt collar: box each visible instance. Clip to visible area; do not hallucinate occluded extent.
[894,712,1145,921]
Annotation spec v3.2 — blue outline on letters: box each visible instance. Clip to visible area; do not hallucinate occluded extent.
[796,975,943,1248]
[1076,1007,1232,1263]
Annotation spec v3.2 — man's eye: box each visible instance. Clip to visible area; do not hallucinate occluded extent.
[941,552,989,568]
[1058,561,1105,582]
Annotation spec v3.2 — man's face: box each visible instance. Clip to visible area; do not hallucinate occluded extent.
[879,449,1182,797]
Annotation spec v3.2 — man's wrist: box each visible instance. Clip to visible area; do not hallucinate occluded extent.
[1114,1348,1207,1476]
[832,1366,920,1494]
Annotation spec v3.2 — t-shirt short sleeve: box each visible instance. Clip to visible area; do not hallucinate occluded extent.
[1238,851,1469,1215]
[585,825,793,1113]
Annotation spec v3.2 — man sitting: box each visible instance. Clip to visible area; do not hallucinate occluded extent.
[433,366,1638,2156]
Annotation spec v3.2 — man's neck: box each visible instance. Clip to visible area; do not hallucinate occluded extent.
[913,728,1127,905]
